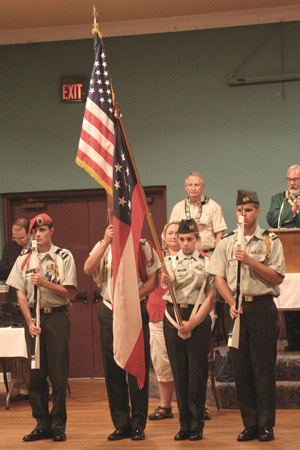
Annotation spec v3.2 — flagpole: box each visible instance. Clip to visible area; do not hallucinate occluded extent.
[92,5,98,27]
[114,109,185,330]
[106,194,112,225]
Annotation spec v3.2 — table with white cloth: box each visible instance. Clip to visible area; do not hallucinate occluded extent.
[274,273,300,310]
[0,327,28,409]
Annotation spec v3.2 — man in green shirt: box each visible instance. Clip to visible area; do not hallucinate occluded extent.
[267,164,300,351]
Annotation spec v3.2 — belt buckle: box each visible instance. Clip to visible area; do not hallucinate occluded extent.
[179,303,189,309]
[43,307,52,314]
[244,296,253,302]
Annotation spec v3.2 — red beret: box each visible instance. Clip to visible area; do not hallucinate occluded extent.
[29,214,53,234]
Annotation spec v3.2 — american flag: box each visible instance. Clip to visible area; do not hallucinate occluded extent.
[76,28,147,387]
[76,28,114,195]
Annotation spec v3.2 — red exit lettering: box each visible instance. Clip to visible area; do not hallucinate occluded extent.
[62,83,83,101]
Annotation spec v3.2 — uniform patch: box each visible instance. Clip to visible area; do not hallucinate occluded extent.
[193,265,204,272]
[251,249,264,255]
[45,262,59,283]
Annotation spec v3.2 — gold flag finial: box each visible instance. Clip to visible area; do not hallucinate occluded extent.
[93,5,99,27]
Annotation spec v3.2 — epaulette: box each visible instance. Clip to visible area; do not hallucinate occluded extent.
[55,248,70,260]
[221,231,234,239]
[263,230,278,240]
[20,248,30,256]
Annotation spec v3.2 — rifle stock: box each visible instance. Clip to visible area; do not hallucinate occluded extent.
[228,214,244,349]
[30,240,40,370]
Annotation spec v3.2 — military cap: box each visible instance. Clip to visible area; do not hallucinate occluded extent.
[29,213,53,234]
[236,190,260,206]
[178,219,199,235]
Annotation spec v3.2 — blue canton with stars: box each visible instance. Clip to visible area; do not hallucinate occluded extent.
[113,121,138,226]
[89,31,115,121]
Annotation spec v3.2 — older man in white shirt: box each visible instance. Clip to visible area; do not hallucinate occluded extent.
[170,172,227,254]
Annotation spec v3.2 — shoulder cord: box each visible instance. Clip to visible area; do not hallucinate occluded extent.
[265,234,270,259]
[138,240,155,283]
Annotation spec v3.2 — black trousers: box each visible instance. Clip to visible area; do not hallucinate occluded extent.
[284,310,300,349]
[163,304,211,433]
[230,298,278,429]
[98,301,150,430]
[25,310,70,431]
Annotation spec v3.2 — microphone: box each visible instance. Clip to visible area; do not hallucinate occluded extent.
[278,193,292,228]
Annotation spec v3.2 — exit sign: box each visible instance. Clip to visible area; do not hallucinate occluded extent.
[60,76,86,102]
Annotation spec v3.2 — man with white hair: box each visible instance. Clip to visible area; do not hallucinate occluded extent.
[170,172,227,254]
[267,164,300,351]
[267,164,300,229]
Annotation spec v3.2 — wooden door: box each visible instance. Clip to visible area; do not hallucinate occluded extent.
[2,186,166,377]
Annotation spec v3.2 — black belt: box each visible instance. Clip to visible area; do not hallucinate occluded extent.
[242,295,272,303]
[203,247,215,253]
[167,302,194,309]
[30,305,68,315]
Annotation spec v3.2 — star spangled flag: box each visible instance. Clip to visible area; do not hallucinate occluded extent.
[76,27,115,195]
[76,27,147,387]
[112,120,147,388]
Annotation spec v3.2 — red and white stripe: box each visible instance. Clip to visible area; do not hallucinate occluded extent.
[77,97,114,195]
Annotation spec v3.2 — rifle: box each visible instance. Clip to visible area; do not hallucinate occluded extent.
[30,240,40,369]
[228,212,244,349]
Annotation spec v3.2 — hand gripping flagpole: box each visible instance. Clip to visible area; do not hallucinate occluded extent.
[114,107,190,340]
[30,240,40,369]
[228,212,244,349]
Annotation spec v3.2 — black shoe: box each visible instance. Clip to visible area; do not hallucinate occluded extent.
[131,428,145,440]
[174,431,190,441]
[189,431,203,441]
[237,428,257,441]
[258,427,274,442]
[23,429,52,442]
[52,429,66,442]
[11,393,29,402]
[108,427,132,441]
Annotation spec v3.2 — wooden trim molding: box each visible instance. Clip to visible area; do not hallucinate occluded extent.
[1,6,300,45]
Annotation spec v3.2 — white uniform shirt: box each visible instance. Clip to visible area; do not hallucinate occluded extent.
[170,196,227,251]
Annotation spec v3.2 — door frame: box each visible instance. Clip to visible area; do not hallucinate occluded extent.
[2,186,167,242]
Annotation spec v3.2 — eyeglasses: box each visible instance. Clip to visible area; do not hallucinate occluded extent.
[12,235,28,242]
[286,178,300,184]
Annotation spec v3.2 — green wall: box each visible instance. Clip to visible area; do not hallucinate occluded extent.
[1,21,300,248]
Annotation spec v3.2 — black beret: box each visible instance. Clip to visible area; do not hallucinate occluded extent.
[178,219,199,235]
[236,190,259,206]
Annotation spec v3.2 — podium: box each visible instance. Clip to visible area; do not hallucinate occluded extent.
[270,228,300,273]
[271,228,300,310]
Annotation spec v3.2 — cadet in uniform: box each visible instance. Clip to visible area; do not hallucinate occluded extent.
[208,190,285,442]
[84,224,160,441]
[162,219,216,441]
[7,214,77,442]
